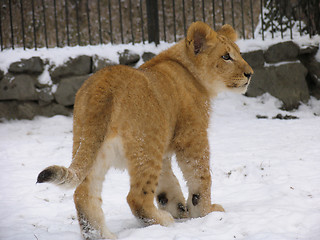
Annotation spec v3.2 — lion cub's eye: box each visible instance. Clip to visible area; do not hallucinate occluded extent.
[222,53,232,61]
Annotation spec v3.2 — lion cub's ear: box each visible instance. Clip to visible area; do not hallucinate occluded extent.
[186,21,217,55]
[217,24,237,42]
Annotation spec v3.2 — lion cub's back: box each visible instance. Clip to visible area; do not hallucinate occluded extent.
[78,65,144,96]
[73,64,166,137]
[74,65,144,112]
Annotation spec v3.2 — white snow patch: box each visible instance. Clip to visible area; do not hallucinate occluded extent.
[264,60,300,67]
[37,65,52,86]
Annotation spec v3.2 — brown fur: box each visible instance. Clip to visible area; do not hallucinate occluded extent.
[37,21,253,239]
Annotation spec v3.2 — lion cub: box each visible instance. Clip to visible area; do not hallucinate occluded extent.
[37,21,253,239]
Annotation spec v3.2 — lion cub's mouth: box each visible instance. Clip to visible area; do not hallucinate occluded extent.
[227,80,250,89]
[242,81,249,87]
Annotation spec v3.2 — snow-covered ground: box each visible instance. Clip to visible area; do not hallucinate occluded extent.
[1,92,320,240]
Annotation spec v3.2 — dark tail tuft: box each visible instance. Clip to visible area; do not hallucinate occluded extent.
[36,165,80,188]
[37,168,55,183]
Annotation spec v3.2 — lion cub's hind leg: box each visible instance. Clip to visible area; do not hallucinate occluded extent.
[125,141,174,226]
[74,144,116,240]
[156,157,188,219]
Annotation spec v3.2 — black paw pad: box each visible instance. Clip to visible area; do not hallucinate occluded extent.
[37,168,55,183]
[177,203,187,212]
[192,194,200,206]
[157,193,168,206]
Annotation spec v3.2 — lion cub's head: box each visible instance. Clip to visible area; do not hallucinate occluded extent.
[185,21,253,96]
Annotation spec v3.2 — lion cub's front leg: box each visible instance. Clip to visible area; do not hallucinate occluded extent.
[175,137,224,218]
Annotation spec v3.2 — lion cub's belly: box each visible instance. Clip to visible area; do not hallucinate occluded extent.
[96,136,127,170]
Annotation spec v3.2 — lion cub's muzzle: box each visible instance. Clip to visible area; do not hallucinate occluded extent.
[243,72,252,87]
[227,70,253,91]
[242,69,253,87]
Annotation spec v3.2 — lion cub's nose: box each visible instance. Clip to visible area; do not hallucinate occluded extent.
[244,72,252,79]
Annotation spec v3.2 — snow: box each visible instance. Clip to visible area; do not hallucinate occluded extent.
[1,92,320,240]
[236,35,320,53]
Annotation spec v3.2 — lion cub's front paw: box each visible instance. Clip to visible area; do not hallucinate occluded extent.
[139,209,174,227]
[211,203,225,212]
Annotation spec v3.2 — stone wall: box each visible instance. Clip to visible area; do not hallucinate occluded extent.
[0,41,319,119]
[243,41,320,110]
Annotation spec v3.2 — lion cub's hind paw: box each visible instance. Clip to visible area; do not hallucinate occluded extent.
[157,193,189,219]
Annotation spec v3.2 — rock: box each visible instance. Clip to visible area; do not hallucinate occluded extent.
[246,68,274,97]
[264,41,300,63]
[50,55,92,82]
[0,74,38,101]
[142,52,156,62]
[0,100,71,120]
[119,49,140,66]
[246,62,309,110]
[256,115,268,119]
[306,76,320,100]
[299,45,319,55]
[299,53,320,99]
[39,103,71,117]
[92,55,116,73]
[299,55,320,79]
[0,101,19,119]
[17,102,38,120]
[8,57,44,74]
[242,50,265,69]
[0,70,4,80]
[38,87,54,105]
[18,102,71,119]
[54,75,88,106]
[272,113,299,120]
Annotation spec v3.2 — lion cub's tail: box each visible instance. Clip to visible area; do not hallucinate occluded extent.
[37,165,80,189]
